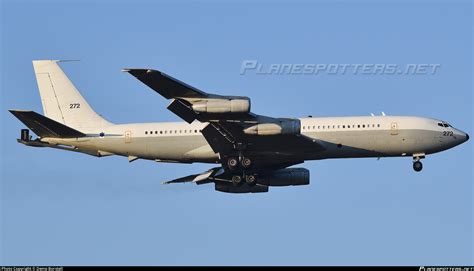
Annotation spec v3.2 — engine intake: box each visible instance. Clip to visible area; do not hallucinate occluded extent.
[243,119,301,136]
[258,168,310,186]
[191,98,250,114]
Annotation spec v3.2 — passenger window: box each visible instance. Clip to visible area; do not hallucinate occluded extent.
[343,125,345,128]
[377,124,380,127]
[358,125,360,128]
[145,131,148,135]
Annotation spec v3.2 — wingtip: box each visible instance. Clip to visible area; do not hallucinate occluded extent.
[121,68,160,74]
[8,109,31,114]
[57,59,80,63]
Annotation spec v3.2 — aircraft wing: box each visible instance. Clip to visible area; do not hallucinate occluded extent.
[122,68,210,99]
[123,68,255,123]
[124,68,325,167]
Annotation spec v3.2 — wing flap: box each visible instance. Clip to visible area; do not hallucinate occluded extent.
[166,99,198,124]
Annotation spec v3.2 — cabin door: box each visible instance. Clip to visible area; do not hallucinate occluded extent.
[390,122,399,135]
[125,130,132,143]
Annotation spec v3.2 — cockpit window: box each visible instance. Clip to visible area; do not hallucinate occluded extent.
[438,122,452,128]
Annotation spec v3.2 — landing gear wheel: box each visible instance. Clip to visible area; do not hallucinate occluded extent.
[241,157,252,169]
[413,161,423,172]
[227,157,239,170]
[231,175,242,186]
[245,174,257,186]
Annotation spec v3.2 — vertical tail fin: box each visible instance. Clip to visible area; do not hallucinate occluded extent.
[32,60,112,131]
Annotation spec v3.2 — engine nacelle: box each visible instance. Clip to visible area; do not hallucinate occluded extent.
[191,98,250,113]
[243,119,301,136]
[215,183,268,193]
[258,168,310,186]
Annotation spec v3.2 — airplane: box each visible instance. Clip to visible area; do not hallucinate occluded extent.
[9,60,469,193]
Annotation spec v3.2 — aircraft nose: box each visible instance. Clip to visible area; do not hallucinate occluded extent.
[466,133,469,142]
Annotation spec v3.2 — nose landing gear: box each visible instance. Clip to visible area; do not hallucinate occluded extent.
[412,153,425,172]
[413,161,423,172]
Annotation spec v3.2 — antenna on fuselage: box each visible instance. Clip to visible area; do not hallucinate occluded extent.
[370,113,375,116]
[381,112,386,116]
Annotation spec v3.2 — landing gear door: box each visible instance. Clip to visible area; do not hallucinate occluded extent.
[390,122,398,135]
[125,130,132,143]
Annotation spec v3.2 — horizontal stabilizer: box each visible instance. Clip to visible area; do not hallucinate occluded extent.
[9,110,86,138]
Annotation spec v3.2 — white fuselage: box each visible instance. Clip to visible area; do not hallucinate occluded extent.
[41,115,468,164]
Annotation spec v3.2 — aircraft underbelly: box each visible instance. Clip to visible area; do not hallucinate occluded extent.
[304,129,439,159]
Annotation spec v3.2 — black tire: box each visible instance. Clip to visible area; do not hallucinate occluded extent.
[245,174,257,186]
[241,157,252,168]
[413,161,423,172]
[232,175,242,186]
[227,157,239,170]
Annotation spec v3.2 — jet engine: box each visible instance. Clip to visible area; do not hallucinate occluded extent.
[191,97,250,113]
[214,183,268,193]
[243,119,301,136]
[258,168,310,186]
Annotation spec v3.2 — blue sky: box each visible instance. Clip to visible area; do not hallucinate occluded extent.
[1,0,472,266]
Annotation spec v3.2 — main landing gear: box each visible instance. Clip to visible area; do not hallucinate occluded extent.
[412,154,425,172]
[226,156,253,170]
[226,155,257,186]
[231,173,258,186]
